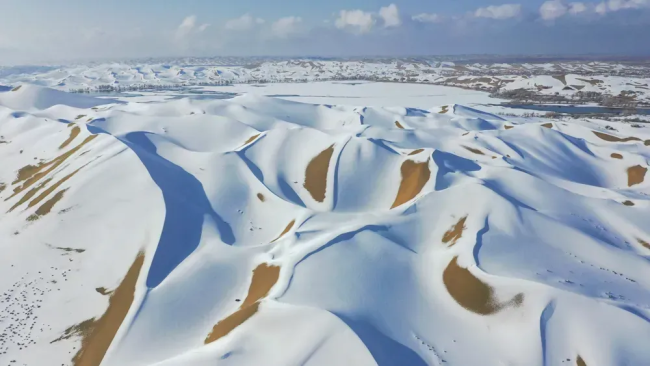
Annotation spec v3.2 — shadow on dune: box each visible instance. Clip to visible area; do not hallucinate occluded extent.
[432,150,481,191]
[86,123,235,288]
[333,312,427,366]
[122,132,235,288]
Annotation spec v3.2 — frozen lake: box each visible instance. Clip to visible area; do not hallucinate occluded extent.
[115,81,506,109]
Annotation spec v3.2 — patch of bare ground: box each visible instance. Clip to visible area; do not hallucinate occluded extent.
[303,145,334,202]
[52,252,144,366]
[611,153,623,159]
[552,75,567,85]
[243,134,260,145]
[272,220,295,243]
[75,115,86,120]
[463,146,485,155]
[12,163,84,213]
[33,189,68,218]
[205,264,280,344]
[627,165,647,187]
[623,200,635,206]
[577,78,603,86]
[11,85,21,92]
[592,131,641,143]
[439,106,449,114]
[60,126,81,149]
[7,135,96,203]
[0,183,5,193]
[395,121,404,129]
[95,288,112,296]
[391,159,431,209]
[46,243,85,253]
[408,149,424,156]
[504,125,514,130]
[541,123,553,129]
[443,257,524,315]
[576,355,587,366]
[638,239,650,250]
[257,193,265,202]
[442,216,467,247]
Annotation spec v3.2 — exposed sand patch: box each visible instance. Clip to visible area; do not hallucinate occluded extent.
[204,303,260,344]
[395,121,404,129]
[576,355,587,366]
[623,200,635,206]
[408,149,424,156]
[638,239,650,250]
[439,106,449,114]
[442,216,467,247]
[463,146,485,155]
[11,163,83,213]
[611,153,623,159]
[303,145,334,202]
[60,126,81,149]
[272,220,295,243]
[257,193,265,202]
[205,264,280,344]
[28,166,82,210]
[243,134,260,145]
[8,178,52,212]
[627,165,647,187]
[504,125,514,130]
[34,189,68,217]
[95,288,112,296]
[8,135,96,200]
[391,159,431,209]
[593,131,641,143]
[443,257,524,315]
[241,264,280,307]
[541,123,553,129]
[51,319,95,344]
[53,252,144,366]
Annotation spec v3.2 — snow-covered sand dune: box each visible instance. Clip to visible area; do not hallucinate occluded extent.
[1,84,650,366]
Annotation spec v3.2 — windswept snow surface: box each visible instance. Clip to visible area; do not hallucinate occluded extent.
[1,84,650,366]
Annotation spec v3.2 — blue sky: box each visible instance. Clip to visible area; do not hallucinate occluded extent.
[1,0,649,63]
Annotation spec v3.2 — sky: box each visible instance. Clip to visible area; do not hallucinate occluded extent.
[0,0,649,64]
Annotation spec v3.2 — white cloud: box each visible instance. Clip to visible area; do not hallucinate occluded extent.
[224,14,264,31]
[379,4,401,27]
[568,2,589,14]
[539,0,648,19]
[594,0,650,14]
[540,0,568,20]
[271,16,302,38]
[335,10,376,33]
[175,15,209,40]
[474,4,522,19]
[595,1,609,13]
[412,13,443,23]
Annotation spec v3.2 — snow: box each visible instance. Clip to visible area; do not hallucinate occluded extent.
[1,83,650,366]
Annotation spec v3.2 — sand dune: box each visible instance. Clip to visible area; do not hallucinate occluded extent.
[1,86,650,366]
